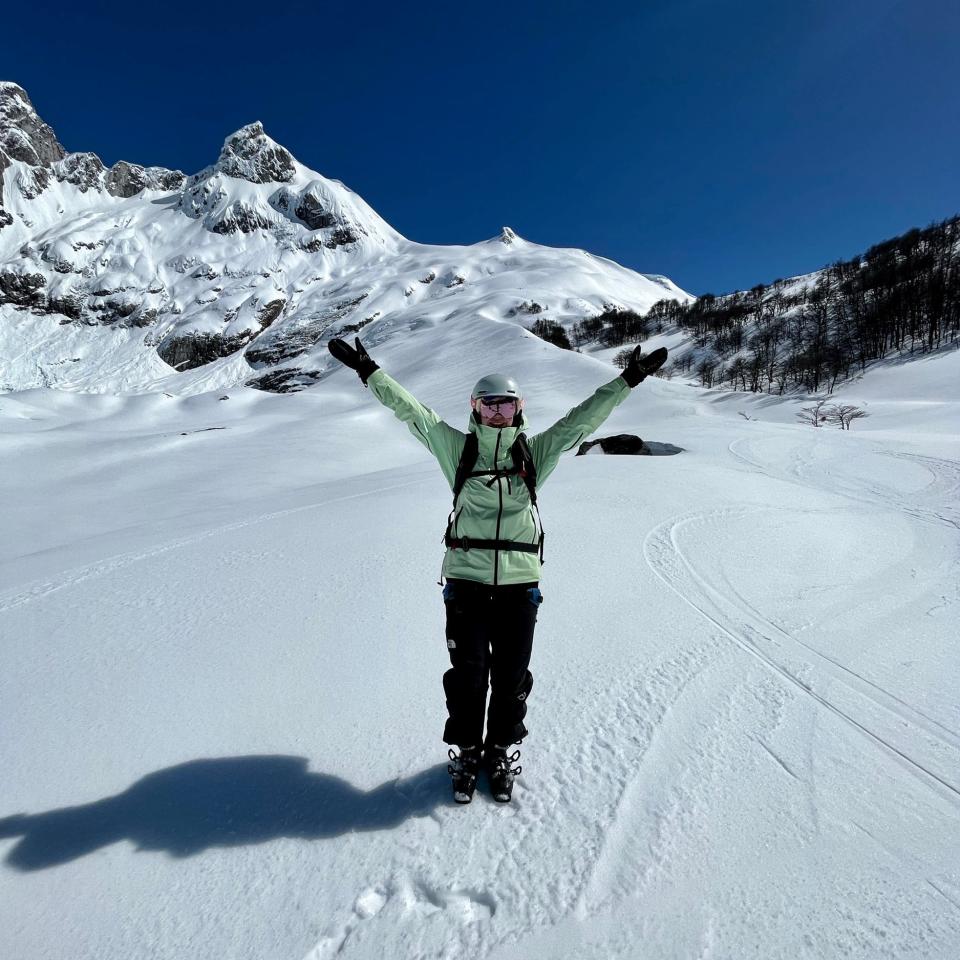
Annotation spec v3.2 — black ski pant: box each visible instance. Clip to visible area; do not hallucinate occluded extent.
[441,578,542,749]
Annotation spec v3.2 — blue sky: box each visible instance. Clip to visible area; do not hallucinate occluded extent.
[5,0,957,294]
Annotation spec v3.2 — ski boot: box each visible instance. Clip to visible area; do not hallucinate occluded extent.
[447,745,481,804]
[484,743,522,803]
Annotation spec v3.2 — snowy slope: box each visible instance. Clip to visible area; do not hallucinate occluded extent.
[1,326,958,958]
[0,83,690,395]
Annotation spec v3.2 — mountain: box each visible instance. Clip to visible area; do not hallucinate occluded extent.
[0,83,690,395]
[635,216,960,396]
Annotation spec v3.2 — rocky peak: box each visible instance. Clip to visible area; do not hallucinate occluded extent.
[215,122,296,184]
[1,83,67,205]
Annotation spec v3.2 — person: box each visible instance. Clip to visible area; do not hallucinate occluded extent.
[327,336,668,803]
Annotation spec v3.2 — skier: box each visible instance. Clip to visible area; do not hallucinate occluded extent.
[327,336,668,803]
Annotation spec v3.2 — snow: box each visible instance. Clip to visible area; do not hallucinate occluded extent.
[1,116,693,394]
[1,326,959,959]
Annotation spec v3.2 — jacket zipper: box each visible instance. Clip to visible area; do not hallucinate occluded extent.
[493,431,503,585]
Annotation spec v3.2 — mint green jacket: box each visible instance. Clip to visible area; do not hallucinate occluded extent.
[366,368,633,585]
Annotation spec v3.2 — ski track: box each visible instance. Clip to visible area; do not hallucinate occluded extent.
[727,436,960,531]
[643,507,960,806]
[0,476,429,615]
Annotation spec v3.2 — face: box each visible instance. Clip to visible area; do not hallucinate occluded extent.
[472,395,523,427]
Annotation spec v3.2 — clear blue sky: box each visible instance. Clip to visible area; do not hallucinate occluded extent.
[5,0,958,294]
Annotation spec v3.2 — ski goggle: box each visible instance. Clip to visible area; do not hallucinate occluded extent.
[478,396,519,414]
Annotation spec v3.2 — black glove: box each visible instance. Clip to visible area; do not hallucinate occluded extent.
[328,336,379,385]
[622,346,668,387]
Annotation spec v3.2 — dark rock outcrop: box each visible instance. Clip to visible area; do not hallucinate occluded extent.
[209,202,274,235]
[295,192,336,230]
[157,299,284,370]
[576,434,650,456]
[52,152,106,192]
[0,269,46,307]
[15,164,51,200]
[216,123,295,184]
[0,83,66,202]
[106,161,185,198]
[157,332,253,370]
[47,292,83,320]
[245,294,365,368]
[246,367,325,393]
[326,225,358,248]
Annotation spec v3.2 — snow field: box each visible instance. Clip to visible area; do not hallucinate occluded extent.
[1,356,959,959]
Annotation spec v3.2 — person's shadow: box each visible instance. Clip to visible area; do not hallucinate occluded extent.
[0,755,448,871]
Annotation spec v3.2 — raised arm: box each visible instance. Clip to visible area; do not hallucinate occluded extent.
[527,375,631,484]
[528,346,668,484]
[328,337,465,489]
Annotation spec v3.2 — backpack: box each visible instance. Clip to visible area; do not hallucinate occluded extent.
[442,432,546,562]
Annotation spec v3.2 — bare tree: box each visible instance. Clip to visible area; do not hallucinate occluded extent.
[824,404,870,430]
[796,398,831,427]
[613,348,633,370]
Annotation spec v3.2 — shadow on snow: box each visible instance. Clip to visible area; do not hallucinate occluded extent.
[0,755,447,871]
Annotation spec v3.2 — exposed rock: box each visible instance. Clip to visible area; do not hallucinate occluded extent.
[157,332,253,370]
[87,298,144,325]
[210,201,274,235]
[499,226,517,244]
[246,367,325,393]
[325,225,359,249]
[507,300,544,316]
[52,152,107,192]
[300,236,325,253]
[0,209,13,230]
[15,165,51,200]
[0,83,66,200]
[177,173,226,219]
[576,434,650,456]
[48,292,84,320]
[216,122,295,184]
[105,161,184,198]
[245,294,365,368]
[256,298,285,330]
[295,192,336,230]
[0,270,46,307]
[148,167,187,192]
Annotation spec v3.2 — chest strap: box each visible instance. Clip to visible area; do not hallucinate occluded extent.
[444,534,541,555]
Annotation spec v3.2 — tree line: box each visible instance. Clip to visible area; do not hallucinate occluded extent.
[651,214,959,393]
[530,214,960,394]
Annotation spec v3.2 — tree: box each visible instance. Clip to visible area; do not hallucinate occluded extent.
[823,404,870,430]
[796,398,831,427]
[530,318,572,350]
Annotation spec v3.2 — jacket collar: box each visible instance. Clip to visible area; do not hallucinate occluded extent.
[466,412,529,463]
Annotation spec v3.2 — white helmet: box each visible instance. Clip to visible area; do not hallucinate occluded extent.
[470,374,523,401]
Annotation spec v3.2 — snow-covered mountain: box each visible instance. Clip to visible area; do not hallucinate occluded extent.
[0,82,690,395]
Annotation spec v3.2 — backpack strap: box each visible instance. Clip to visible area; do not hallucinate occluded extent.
[441,431,546,563]
[443,433,479,547]
[451,432,479,506]
[513,432,545,562]
[512,432,538,506]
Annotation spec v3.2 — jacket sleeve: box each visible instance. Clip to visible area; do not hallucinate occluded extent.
[365,368,466,490]
[528,374,632,484]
